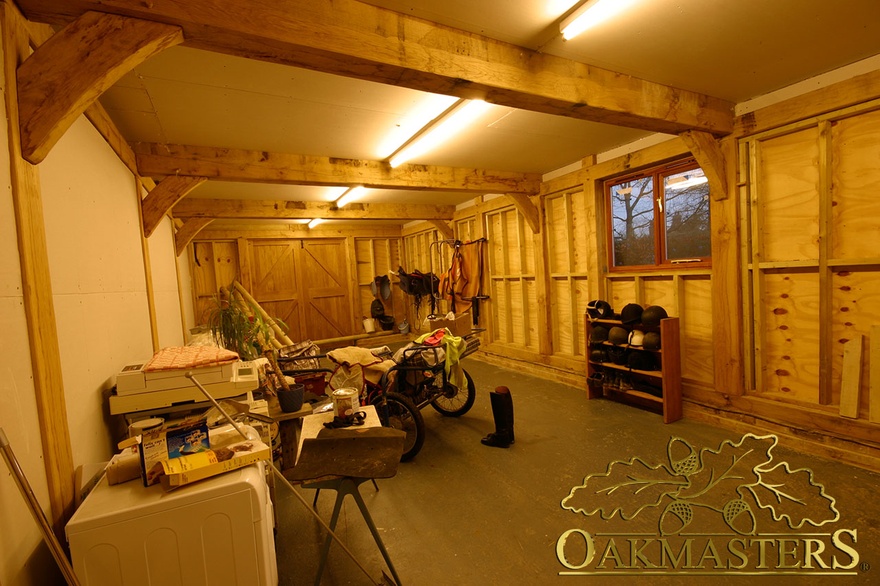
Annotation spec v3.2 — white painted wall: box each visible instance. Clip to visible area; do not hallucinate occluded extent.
[149,216,187,348]
[40,117,156,467]
[0,46,62,586]
[0,59,185,586]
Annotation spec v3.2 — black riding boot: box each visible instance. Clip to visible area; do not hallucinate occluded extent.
[481,386,514,448]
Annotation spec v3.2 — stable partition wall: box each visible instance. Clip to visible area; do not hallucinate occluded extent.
[740,102,880,422]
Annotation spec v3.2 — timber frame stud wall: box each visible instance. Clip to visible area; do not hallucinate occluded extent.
[741,101,880,419]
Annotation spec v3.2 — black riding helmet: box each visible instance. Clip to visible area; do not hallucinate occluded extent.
[586,299,614,319]
[590,325,610,343]
[642,305,669,327]
[609,326,629,345]
[620,303,643,324]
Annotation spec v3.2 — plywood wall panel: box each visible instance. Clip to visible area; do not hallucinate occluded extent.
[759,128,820,262]
[831,270,880,415]
[642,277,676,311]
[191,241,218,324]
[552,279,573,354]
[546,195,569,274]
[607,277,636,313]
[680,276,715,385]
[213,241,240,289]
[831,110,880,260]
[760,271,821,402]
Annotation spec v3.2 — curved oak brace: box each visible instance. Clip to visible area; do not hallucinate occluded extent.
[680,130,729,201]
[507,193,540,234]
[175,217,214,256]
[428,219,454,240]
[17,11,183,164]
[142,175,207,237]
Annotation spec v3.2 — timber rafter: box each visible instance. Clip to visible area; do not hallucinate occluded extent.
[131,142,541,194]
[172,198,455,222]
[17,0,734,137]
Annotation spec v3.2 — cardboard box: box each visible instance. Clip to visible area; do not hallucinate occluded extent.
[154,438,270,490]
[427,312,471,337]
[139,420,210,486]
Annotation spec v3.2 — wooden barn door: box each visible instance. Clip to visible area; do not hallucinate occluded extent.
[250,238,353,343]
[298,239,353,340]
[250,241,304,342]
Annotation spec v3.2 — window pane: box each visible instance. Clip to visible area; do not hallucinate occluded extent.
[611,177,655,266]
[663,168,711,260]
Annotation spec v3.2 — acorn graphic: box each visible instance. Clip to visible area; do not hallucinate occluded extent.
[722,498,757,535]
[659,500,694,535]
[667,437,700,476]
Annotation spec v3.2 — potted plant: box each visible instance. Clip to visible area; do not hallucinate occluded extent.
[207,283,293,396]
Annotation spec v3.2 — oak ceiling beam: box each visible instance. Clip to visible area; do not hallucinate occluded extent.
[174,217,213,256]
[132,142,540,194]
[16,11,183,164]
[173,198,455,221]
[142,176,207,238]
[17,0,734,136]
[680,130,730,201]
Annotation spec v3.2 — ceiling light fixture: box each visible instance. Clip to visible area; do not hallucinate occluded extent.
[560,0,638,41]
[376,94,459,159]
[307,218,325,229]
[335,185,366,208]
[388,99,492,168]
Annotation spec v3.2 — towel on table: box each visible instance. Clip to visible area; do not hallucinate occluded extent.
[144,346,239,372]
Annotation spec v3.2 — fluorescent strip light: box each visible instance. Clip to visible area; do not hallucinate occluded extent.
[335,185,366,208]
[376,94,459,159]
[307,218,325,229]
[560,0,637,40]
[388,99,491,168]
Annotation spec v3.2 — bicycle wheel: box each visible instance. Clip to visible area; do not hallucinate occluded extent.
[430,369,476,417]
[373,391,425,461]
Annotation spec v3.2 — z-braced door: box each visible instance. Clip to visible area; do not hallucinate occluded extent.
[250,239,353,343]
[298,239,352,340]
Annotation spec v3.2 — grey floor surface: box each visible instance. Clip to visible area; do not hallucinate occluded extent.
[273,357,880,586]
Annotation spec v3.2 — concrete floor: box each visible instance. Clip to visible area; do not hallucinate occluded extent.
[273,356,880,585]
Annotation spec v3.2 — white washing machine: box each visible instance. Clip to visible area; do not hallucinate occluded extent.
[66,462,277,586]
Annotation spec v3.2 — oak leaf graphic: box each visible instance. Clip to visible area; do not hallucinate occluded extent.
[674,434,775,510]
[561,457,686,520]
[561,433,840,535]
[745,461,840,529]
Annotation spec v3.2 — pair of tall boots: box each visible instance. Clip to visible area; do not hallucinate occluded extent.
[481,386,515,448]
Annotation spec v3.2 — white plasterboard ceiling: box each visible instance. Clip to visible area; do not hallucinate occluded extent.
[97,0,880,217]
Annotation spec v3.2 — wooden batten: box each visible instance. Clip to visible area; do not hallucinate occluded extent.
[17,11,183,164]
[839,336,863,419]
[871,326,880,424]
